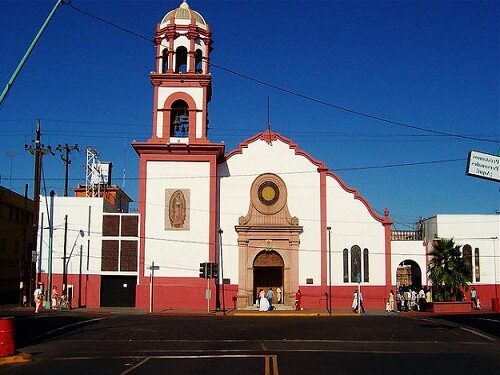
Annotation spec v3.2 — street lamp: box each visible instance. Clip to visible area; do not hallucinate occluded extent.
[327,226,332,316]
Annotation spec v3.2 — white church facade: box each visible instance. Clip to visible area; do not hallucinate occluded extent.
[36,2,499,312]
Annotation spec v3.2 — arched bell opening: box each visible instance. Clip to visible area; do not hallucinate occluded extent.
[161,48,169,73]
[170,99,189,137]
[195,49,203,73]
[175,46,188,73]
[253,250,284,305]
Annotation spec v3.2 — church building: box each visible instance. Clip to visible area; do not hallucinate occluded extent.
[35,1,499,312]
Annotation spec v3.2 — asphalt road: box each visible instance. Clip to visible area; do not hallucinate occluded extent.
[1,311,499,374]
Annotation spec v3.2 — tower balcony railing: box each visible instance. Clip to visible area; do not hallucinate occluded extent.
[391,230,423,241]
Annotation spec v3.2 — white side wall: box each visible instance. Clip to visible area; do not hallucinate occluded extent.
[434,215,500,285]
[391,241,427,285]
[145,160,210,278]
[326,178,386,286]
[219,139,321,285]
[37,196,104,277]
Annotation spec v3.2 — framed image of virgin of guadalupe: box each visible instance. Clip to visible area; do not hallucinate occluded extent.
[165,189,190,230]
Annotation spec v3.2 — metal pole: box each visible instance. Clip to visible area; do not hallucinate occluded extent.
[207,277,210,314]
[45,190,55,309]
[78,244,82,308]
[0,0,65,108]
[219,229,225,316]
[149,261,154,313]
[62,215,68,296]
[327,226,332,315]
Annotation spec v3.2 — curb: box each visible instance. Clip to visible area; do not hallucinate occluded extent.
[0,352,32,365]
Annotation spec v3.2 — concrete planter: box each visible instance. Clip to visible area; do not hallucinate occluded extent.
[431,301,472,313]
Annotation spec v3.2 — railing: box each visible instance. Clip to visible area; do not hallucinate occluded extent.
[391,230,422,241]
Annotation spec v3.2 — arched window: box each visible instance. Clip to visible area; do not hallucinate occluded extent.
[343,249,349,283]
[175,46,188,73]
[161,48,168,73]
[195,49,203,73]
[462,244,472,282]
[363,248,369,282]
[170,99,189,137]
[351,245,361,283]
[474,248,480,282]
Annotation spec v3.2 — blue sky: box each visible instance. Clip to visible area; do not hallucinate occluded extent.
[0,0,498,230]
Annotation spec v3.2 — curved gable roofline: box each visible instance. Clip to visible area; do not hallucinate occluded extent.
[327,172,392,225]
[224,129,392,226]
[225,129,326,169]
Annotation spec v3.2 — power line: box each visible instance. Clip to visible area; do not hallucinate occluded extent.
[65,2,499,144]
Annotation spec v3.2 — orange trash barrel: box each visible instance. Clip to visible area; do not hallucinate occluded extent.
[0,317,15,356]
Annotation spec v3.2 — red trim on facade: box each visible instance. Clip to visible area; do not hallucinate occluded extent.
[162,92,198,143]
[151,82,160,140]
[209,154,217,263]
[226,130,325,170]
[138,156,148,287]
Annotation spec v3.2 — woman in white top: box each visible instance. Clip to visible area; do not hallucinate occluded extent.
[259,289,270,311]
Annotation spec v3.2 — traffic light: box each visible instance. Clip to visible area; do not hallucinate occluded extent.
[199,262,207,278]
[211,263,219,279]
[206,262,213,279]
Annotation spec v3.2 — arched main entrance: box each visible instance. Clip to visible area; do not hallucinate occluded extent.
[397,260,422,288]
[253,250,284,304]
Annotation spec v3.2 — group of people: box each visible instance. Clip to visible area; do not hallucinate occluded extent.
[386,286,481,312]
[33,284,69,313]
[257,288,277,311]
[387,286,432,312]
[257,288,303,311]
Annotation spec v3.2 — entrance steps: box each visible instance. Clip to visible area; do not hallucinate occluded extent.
[239,304,295,311]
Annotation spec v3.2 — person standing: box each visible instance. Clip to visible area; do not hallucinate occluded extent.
[276,287,282,304]
[51,286,59,310]
[388,290,395,312]
[34,284,43,313]
[258,289,269,312]
[470,287,477,309]
[295,289,302,311]
[266,288,274,311]
[352,289,365,313]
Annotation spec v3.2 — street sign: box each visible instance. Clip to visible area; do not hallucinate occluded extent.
[466,150,499,182]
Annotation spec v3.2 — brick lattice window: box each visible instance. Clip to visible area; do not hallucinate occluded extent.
[103,215,120,237]
[101,240,119,271]
[120,240,138,271]
[121,216,138,237]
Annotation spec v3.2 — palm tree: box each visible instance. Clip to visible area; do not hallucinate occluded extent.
[427,238,472,302]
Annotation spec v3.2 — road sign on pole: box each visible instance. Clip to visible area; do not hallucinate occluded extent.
[148,262,160,313]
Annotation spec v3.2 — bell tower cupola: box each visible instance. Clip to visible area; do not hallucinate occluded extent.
[150,1,213,144]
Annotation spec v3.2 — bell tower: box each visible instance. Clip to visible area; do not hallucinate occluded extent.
[132,2,225,310]
[150,0,212,144]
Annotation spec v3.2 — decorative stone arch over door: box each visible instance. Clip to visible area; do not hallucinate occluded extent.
[235,173,303,308]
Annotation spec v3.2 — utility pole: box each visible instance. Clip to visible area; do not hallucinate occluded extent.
[56,144,79,197]
[0,0,65,108]
[24,120,53,304]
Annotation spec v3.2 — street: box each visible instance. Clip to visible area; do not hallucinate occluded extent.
[1,310,499,374]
